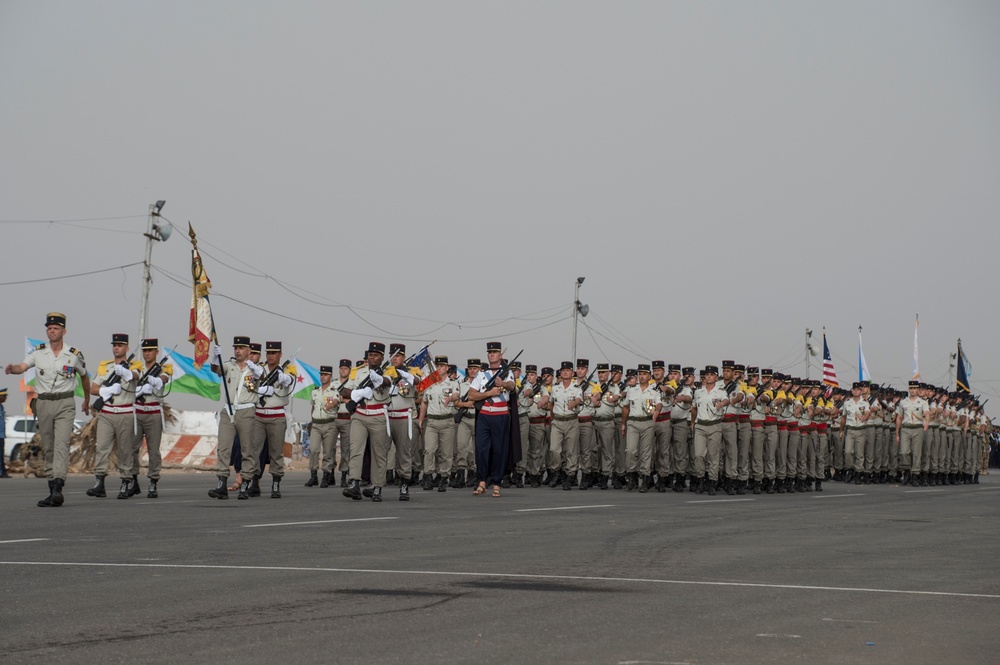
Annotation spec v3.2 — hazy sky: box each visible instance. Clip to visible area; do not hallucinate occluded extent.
[2,1,998,414]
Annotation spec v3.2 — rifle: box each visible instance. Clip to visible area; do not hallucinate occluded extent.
[453,349,524,423]
[92,353,136,412]
[576,367,598,395]
[346,344,431,414]
[257,358,295,407]
[135,345,177,404]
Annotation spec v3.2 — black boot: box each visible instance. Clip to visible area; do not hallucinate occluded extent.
[753,479,762,495]
[736,480,746,496]
[117,478,133,499]
[343,479,362,500]
[500,474,511,489]
[208,476,228,499]
[465,470,477,488]
[579,472,590,490]
[597,474,609,490]
[305,470,319,487]
[515,472,525,488]
[399,482,410,501]
[814,478,823,492]
[147,479,158,498]
[320,471,331,488]
[237,478,251,500]
[766,478,776,494]
[249,476,262,497]
[340,471,348,488]
[624,472,636,491]
[673,475,686,492]
[86,474,107,498]
[371,486,383,502]
[562,471,573,491]
[707,478,717,496]
[776,478,786,493]
[421,473,434,490]
[638,474,650,493]
[725,479,736,496]
[271,475,282,498]
[37,480,56,507]
[655,475,666,493]
[611,473,623,490]
[437,474,447,492]
[974,472,980,484]
[129,475,142,497]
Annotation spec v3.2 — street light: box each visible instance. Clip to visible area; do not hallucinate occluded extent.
[571,277,589,362]
[138,200,169,341]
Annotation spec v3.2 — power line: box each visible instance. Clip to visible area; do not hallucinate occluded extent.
[0,215,144,224]
[0,262,143,286]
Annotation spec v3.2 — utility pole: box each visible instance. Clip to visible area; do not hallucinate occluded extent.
[570,277,588,362]
[138,200,169,341]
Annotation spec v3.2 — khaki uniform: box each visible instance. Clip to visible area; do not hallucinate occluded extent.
[693,384,726,481]
[22,343,86,481]
[670,384,694,478]
[622,383,660,476]
[93,358,143,479]
[249,363,296,479]
[841,397,869,473]
[422,378,459,476]
[549,381,583,476]
[896,395,929,472]
[385,366,420,482]
[132,360,173,480]
[526,383,550,478]
[310,382,342,474]
[345,366,393,485]
[577,381,600,477]
[593,383,620,478]
[215,360,259,479]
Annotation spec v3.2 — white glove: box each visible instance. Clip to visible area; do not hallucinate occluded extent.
[99,384,122,400]
[351,387,374,402]
[245,360,264,379]
[397,370,414,385]
[114,364,134,380]
[137,384,155,396]
[368,371,384,388]
[147,376,164,391]
[210,343,223,362]
[256,385,274,396]
[277,372,294,388]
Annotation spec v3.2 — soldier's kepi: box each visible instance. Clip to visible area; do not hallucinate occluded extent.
[88,333,143,500]
[132,338,173,498]
[4,312,91,507]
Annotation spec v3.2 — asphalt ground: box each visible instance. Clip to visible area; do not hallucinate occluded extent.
[1,471,998,665]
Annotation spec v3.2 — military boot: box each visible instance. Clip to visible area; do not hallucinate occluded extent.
[735,480,746,496]
[237,478,251,500]
[340,471,348,487]
[638,474,650,493]
[371,486,383,502]
[707,478,717,496]
[421,473,434,491]
[814,478,823,492]
[208,476,229,499]
[725,479,736,496]
[49,478,65,506]
[147,479,159,498]
[320,471,331,488]
[515,472,525,488]
[249,476,262,497]
[437,474,447,492]
[399,482,410,501]
[86,474,107,498]
[37,480,56,507]
[611,473,623,490]
[271,475,282,498]
[117,478,133,499]
[305,470,319,487]
[343,479,362,500]
[128,475,142,496]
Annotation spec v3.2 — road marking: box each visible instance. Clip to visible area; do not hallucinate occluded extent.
[823,618,879,624]
[0,539,49,545]
[2,561,996,599]
[905,489,944,494]
[756,634,801,638]
[135,500,202,505]
[243,517,399,528]
[813,494,865,498]
[516,505,615,512]
[685,498,754,504]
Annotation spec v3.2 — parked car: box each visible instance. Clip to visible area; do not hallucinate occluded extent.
[4,415,85,463]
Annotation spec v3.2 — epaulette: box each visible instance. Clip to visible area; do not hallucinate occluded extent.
[35,343,47,350]
[161,362,174,376]
[69,346,81,356]
[285,364,297,376]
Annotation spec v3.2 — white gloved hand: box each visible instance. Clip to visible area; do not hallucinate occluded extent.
[245,360,264,379]
[277,372,294,388]
[397,370,414,385]
[210,343,223,362]
[147,376,164,391]
[351,387,374,402]
[368,370,384,388]
[256,385,275,396]
[99,384,122,400]
[114,364,134,380]
[137,384,155,396]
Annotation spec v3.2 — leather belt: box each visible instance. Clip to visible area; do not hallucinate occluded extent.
[312,417,336,425]
[529,417,548,424]
[37,391,74,401]
[553,414,577,421]
[628,416,652,422]
[427,414,453,420]
[697,419,722,426]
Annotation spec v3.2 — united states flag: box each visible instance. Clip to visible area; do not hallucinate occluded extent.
[822,332,839,388]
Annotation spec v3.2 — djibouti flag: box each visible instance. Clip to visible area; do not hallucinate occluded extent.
[290,358,320,401]
[169,350,221,401]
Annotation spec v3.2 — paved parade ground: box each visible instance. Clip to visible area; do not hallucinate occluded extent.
[1,472,998,664]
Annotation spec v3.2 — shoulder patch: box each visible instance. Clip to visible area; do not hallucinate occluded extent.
[35,343,47,351]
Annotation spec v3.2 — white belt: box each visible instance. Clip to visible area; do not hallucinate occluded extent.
[232,403,256,411]
[355,405,387,417]
[255,407,286,417]
[101,405,134,415]
[135,403,162,414]
[481,404,510,415]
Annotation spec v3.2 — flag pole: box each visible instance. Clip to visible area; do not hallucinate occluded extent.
[189,223,234,422]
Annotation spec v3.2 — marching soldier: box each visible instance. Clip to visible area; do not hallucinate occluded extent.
[733,364,752,495]
[467,342,517,496]
[839,382,871,484]
[306,365,340,488]
[248,341,296,499]
[385,343,419,500]
[524,366,552,487]
[620,363,660,492]
[207,336,257,499]
[132,338,172,498]
[5,312,91,507]
[592,362,620,490]
[718,361,745,494]
[88,333,143,500]
[335,359,355,487]
[452,358,481,488]
[417,355,459,492]
[651,361,675,492]
[510,360,530,487]
[670,367,695,492]
[548,361,583,490]
[575,359,600,489]
[746,368,767,493]
[342,342,394,502]
[692,365,728,495]
[895,380,930,485]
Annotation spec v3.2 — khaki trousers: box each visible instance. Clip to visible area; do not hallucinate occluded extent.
[763,424,778,479]
[527,422,548,476]
[423,417,457,476]
[216,408,255,478]
[132,412,164,479]
[250,415,286,478]
[35,396,76,481]
[693,421,722,481]
[550,418,580,474]
[654,419,672,476]
[625,419,655,475]
[389,414,416,480]
[349,412,391,485]
[899,427,923,471]
[749,423,765,481]
[456,416,476,471]
[721,421,738,479]
[578,420,597,474]
[95,411,135,479]
[309,421,337,473]
[593,419,616,475]
[737,419,751,481]
[670,419,690,477]
[334,418,351,473]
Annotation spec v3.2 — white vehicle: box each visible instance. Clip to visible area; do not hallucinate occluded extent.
[4,415,84,463]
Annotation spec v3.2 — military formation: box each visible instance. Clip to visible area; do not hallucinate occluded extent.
[4,313,995,508]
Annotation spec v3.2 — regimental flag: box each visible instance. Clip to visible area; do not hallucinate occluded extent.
[409,346,432,372]
[821,330,839,388]
[188,224,216,369]
[290,358,320,401]
[418,366,444,393]
[169,350,221,400]
[22,337,87,398]
[956,339,971,393]
[858,326,872,382]
[912,314,920,380]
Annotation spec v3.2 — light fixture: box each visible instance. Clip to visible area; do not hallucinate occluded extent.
[154,200,166,214]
